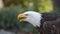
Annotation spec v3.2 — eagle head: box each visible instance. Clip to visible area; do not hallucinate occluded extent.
[17,11,42,27]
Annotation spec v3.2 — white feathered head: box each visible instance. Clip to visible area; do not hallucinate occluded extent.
[18,11,42,27]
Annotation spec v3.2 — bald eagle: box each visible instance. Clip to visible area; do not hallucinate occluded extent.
[18,11,59,34]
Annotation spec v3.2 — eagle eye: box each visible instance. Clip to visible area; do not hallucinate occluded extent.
[25,14,28,16]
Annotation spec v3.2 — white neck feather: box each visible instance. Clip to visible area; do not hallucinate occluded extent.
[23,11,42,27]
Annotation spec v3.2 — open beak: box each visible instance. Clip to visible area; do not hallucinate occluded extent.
[17,14,27,22]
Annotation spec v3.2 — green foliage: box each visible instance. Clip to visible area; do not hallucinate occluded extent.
[54,8,60,15]
[3,0,53,13]
[33,0,53,13]
[0,6,20,28]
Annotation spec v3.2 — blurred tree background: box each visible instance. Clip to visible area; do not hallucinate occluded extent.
[2,0,53,12]
[0,0,60,34]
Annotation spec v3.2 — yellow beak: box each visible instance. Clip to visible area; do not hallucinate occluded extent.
[17,14,26,22]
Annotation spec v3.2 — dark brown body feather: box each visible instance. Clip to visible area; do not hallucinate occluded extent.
[38,13,60,34]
